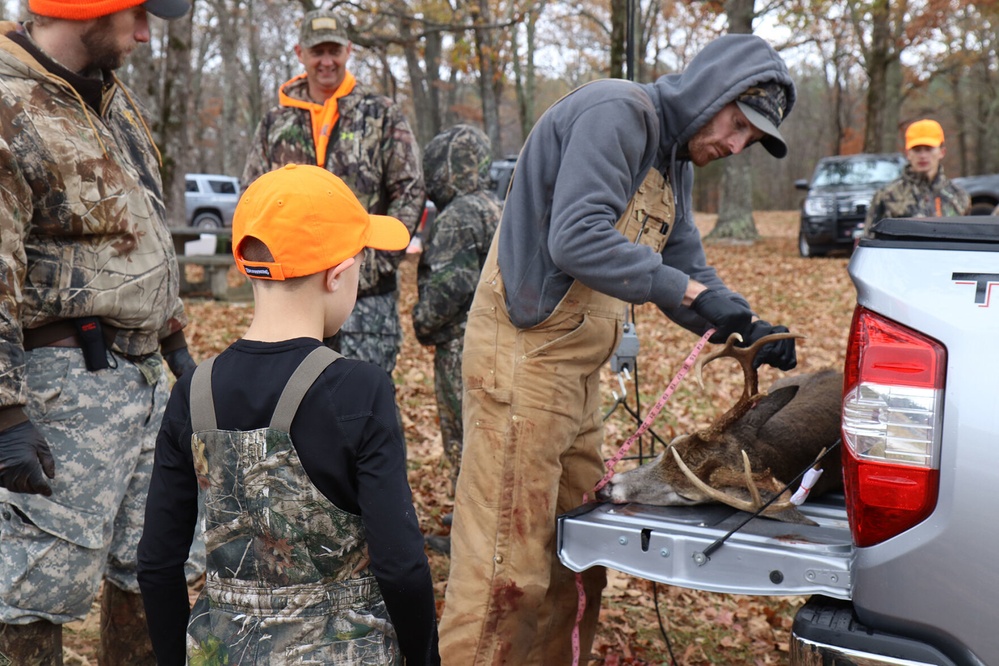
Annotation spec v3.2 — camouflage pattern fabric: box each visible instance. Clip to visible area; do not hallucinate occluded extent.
[412,125,501,491]
[242,76,424,300]
[188,378,399,664]
[334,291,402,374]
[433,337,463,495]
[413,125,501,347]
[0,24,187,420]
[863,164,970,237]
[0,348,166,623]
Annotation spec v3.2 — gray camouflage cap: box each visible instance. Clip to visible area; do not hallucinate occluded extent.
[736,81,790,158]
[299,9,350,48]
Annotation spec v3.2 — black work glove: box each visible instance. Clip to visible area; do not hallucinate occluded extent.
[745,320,797,371]
[0,421,56,496]
[164,347,197,379]
[690,289,754,344]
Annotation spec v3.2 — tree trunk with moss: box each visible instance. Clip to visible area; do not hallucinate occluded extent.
[708,152,758,242]
[707,0,758,243]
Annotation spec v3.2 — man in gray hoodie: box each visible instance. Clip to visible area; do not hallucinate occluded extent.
[439,34,798,665]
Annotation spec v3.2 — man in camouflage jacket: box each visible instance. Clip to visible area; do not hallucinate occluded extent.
[242,9,424,376]
[0,0,194,663]
[863,118,970,237]
[413,125,502,500]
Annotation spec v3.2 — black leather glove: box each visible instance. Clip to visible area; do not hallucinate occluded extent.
[745,320,797,371]
[0,421,56,496]
[690,289,754,344]
[164,347,197,379]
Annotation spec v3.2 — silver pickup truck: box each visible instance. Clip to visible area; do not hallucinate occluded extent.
[558,217,999,665]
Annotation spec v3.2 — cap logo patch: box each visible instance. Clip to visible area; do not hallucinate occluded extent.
[244,265,273,278]
[311,17,338,30]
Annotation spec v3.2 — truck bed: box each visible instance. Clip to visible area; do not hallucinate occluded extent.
[557,493,853,599]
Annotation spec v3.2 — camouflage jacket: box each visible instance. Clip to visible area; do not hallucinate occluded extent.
[864,164,970,236]
[0,23,186,415]
[242,75,424,297]
[413,125,502,346]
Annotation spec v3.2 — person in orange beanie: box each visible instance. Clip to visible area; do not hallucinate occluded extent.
[0,0,190,663]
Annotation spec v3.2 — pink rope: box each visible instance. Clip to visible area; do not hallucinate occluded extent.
[571,329,714,666]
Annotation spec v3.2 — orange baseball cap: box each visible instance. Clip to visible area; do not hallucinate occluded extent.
[28,0,190,20]
[233,164,410,280]
[905,119,945,150]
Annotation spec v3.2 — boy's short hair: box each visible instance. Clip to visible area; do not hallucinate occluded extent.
[233,164,410,280]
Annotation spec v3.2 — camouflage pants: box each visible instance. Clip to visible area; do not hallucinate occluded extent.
[334,292,402,374]
[434,337,463,496]
[0,348,167,623]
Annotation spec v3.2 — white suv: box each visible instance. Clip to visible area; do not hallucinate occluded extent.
[185,174,240,228]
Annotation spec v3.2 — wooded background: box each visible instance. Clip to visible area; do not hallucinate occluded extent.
[4,0,999,237]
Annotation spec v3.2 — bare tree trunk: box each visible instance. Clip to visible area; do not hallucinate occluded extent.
[244,0,264,138]
[474,0,501,156]
[862,0,892,153]
[210,0,242,176]
[609,0,626,79]
[399,18,434,145]
[160,4,194,227]
[513,2,540,145]
[422,28,444,137]
[708,0,757,242]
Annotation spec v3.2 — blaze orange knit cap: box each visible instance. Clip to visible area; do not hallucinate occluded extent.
[905,119,945,150]
[233,164,410,281]
[28,0,190,20]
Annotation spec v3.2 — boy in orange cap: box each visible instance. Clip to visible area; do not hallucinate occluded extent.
[138,165,440,665]
[864,118,970,235]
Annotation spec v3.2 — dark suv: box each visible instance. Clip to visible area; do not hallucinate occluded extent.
[794,153,906,257]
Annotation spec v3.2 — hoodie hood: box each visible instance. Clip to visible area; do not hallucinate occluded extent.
[423,124,493,209]
[641,34,796,161]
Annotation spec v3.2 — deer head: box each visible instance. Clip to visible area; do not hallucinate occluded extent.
[597,333,843,524]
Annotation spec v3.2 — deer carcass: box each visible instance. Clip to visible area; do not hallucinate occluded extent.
[597,333,843,524]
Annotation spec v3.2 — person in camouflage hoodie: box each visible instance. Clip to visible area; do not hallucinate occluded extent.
[0,0,194,663]
[413,125,502,500]
[863,118,970,237]
[242,8,424,377]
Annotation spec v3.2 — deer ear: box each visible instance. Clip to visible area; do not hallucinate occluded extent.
[739,385,799,431]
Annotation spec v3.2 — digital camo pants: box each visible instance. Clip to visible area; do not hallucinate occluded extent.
[0,348,167,624]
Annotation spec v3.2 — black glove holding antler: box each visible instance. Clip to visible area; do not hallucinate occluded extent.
[744,320,797,371]
[690,289,754,344]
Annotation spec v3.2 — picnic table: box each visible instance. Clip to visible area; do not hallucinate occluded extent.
[169,227,250,301]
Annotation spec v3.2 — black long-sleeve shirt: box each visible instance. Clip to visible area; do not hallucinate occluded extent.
[137,337,440,665]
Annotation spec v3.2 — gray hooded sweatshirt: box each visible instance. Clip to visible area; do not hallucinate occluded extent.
[497,34,796,329]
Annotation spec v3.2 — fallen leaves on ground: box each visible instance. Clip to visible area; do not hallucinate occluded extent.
[64,210,853,665]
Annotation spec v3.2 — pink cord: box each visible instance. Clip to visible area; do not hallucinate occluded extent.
[571,329,714,665]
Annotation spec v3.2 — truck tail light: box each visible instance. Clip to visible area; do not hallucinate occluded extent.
[842,307,945,547]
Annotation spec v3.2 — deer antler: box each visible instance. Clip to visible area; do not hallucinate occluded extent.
[694,331,803,435]
[669,446,796,515]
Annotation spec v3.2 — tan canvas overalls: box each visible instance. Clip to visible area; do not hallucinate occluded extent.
[439,169,675,665]
[186,347,400,666]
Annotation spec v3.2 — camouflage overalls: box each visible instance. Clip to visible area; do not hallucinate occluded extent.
[439,170,674,665]
[187,347,400,665]
[413,126,502,495]
[863,164,970,237]
[242,76,423,375]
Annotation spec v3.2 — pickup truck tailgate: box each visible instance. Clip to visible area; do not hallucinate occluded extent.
[557,495,853,599]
